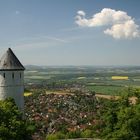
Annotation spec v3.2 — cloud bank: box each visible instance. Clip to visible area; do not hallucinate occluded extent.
[75,8,140,39]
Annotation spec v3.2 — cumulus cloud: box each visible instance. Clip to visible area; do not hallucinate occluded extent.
[77,10,86,17]
[75,8,140,39]
[104,20,139,39]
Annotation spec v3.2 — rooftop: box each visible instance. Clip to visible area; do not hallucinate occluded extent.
[0,48,25,71]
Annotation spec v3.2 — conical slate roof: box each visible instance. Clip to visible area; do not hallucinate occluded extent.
[0,48,25,71]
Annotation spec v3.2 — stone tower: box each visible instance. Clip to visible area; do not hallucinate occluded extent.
[0,48,25,111]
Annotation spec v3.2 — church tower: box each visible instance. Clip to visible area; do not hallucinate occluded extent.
[0,48,25,111]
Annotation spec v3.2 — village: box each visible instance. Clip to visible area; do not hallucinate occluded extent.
[24,89,99,139]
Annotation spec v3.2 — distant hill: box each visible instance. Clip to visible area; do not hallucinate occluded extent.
[25,65,44,70]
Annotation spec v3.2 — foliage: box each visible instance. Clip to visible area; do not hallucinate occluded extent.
[0,98,34,140]
[98,89,140,140]
[46,129,97,139]
[46,131,83,140]
[81,129,93,138]
[46,132,66,140]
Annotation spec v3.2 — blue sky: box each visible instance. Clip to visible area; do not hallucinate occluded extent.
[0,0,140,65]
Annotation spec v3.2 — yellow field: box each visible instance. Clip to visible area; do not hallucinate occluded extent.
[111,76,128,80]
[24,92,33,97]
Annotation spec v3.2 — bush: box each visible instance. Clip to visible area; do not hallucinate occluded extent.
[46,132,66,140]
[0,98,34,140]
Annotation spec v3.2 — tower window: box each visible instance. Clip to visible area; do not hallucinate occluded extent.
[20,73,21,78]
[12,73,14,79]
[3,73,5,78]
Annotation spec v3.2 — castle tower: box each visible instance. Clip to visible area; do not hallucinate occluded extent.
[0,48,25,111]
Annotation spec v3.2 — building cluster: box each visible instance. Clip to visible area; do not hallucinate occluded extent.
[25,91,98,139]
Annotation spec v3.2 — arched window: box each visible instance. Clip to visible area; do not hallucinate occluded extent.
[12,73,14,79]
[3,73,5,78]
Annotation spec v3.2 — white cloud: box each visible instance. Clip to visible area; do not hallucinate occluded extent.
[75,8,140,39]
[104,20,139,39]
[77,10,86,17]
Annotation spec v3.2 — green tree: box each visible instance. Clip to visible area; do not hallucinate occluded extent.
[100,89,140,140]
[0,98,34,140]
[81,129,93,138]
[46,132,66,140]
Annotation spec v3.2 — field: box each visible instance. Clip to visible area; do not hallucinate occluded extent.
[87,85,126,95]
[111,76,128,80]
[24,92,33,97]
[24,65,140,96]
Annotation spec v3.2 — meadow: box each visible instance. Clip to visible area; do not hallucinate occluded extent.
[87,85,126,95]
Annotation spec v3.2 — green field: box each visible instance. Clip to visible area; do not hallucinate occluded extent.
[25,65,140,95]
[87,85,127,95]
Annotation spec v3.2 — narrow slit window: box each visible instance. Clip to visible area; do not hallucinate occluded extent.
[20,73,21,78]
[12,73,14,79]
[3,73,5,78]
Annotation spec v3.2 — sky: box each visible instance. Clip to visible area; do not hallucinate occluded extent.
[0,0,140,66]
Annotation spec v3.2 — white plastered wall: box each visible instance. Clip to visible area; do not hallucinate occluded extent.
[0,70,24,111]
